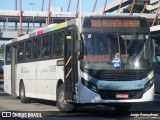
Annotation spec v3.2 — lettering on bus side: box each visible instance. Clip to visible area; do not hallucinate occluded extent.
[21,66,30,73]
[49,65,56,72]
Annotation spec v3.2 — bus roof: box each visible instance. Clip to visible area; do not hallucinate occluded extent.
[6,15,148,45]
[6,19,76,45]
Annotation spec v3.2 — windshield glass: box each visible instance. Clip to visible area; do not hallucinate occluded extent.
[81,32,152,70]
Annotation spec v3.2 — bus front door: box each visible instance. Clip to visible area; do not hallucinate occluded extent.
[64,29,78,101]
[11,46,17,96]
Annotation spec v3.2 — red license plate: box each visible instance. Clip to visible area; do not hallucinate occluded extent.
[116,94,129,98]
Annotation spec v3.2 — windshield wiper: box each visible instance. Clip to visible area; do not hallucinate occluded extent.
[99,31,112,62]
[127,31,138,49]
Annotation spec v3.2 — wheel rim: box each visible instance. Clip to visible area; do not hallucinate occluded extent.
[20,86,24,100]
[58,90,66,108]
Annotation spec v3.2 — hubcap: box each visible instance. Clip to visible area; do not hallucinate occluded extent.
[21,87,24,99]
[58,90,66,108]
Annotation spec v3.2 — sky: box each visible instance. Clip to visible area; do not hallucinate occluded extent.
[0,0,112,45]
[0,0,112,12]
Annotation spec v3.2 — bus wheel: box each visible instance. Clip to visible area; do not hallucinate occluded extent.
[19,82,30,103]
[57,84,75,112]
[114,103,131,112]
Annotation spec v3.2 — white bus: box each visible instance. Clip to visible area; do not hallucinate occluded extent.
[4,15,154,112]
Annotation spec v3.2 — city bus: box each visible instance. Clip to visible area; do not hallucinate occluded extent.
[4,15,154,112]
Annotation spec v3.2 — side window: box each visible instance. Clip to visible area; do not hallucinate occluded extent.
[18,42,24,62]
[5,46,11,64]
[25,40,32,61]
[42,34,52,59]
[33,37,41,60]
[53,32,64,58]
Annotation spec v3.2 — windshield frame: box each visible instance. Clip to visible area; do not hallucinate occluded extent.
[80,31,152,71]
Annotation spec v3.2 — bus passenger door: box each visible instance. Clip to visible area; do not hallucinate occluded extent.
[64,29,78,101]
[11,46,17,96]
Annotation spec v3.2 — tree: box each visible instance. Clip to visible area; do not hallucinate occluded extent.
[122,2,150,13]
[0,44,5,54]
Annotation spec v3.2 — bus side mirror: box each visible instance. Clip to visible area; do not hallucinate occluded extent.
[76,40,84,60]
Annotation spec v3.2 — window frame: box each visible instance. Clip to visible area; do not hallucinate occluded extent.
[33,37,42,61]
[52,31,65,59]
[17,42,25,63]
[5,45,11,65]
[25,39,33,62]
[42,33,52,59]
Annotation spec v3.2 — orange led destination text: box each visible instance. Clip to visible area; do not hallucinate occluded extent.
[91,20,140,28]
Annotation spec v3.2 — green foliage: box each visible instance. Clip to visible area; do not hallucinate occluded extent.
[0,44,5,54]
[122,2,150,13]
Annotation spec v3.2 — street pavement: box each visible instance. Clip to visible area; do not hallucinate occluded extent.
[0,83,160,120]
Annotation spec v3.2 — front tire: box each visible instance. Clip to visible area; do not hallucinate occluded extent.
[114,103,131,112]
[19,82,30,103]
[56,84,75,112]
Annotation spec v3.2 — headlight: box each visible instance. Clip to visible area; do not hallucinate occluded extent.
[81,78,98,93]
[144,78,154,92]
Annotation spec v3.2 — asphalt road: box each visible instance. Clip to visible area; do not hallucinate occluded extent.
[0,83,160,120]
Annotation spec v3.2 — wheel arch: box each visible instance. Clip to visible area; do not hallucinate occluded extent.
[56,79,63,95]
[18,79,24,96]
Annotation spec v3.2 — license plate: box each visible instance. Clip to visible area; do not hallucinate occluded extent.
[116,94,129,98]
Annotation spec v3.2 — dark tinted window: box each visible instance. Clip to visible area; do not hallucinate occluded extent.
[18,42,24,62]
[42,35,52,59]
[53,33,64,58]
[33,37,41,60]
[25,40,32,61]
[5,46,11,64]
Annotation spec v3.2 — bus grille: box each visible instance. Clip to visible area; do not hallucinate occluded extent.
[98,89,144,100]
[83,69,152,81]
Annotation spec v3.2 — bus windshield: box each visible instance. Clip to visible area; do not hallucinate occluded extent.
[81,32,152,70]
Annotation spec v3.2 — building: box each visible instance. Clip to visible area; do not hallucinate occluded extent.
[95,0,149,14]
[147,0,160,13]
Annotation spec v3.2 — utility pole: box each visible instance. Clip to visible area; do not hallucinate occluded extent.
[29,2,35,30]
[130,0,135,15]
[19,0,23,36]
[141,0,148,13]
[15,0,17,10]
[117,0,123,13]
[67,0,71,12]
[92,0,98,13]
[152,2,160,26]
[48,0,51,25]
[29,3,35,11]
[75,0,79,18]
[42,0,44,11]
[102,0,107,15]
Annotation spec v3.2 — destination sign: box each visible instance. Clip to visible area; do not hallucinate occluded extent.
[90,20,140,28]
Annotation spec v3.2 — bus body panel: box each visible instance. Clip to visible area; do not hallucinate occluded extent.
[78,84,154,103]
[4,65,11,94]
[15,59,64,100]
[78,71,154,103]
